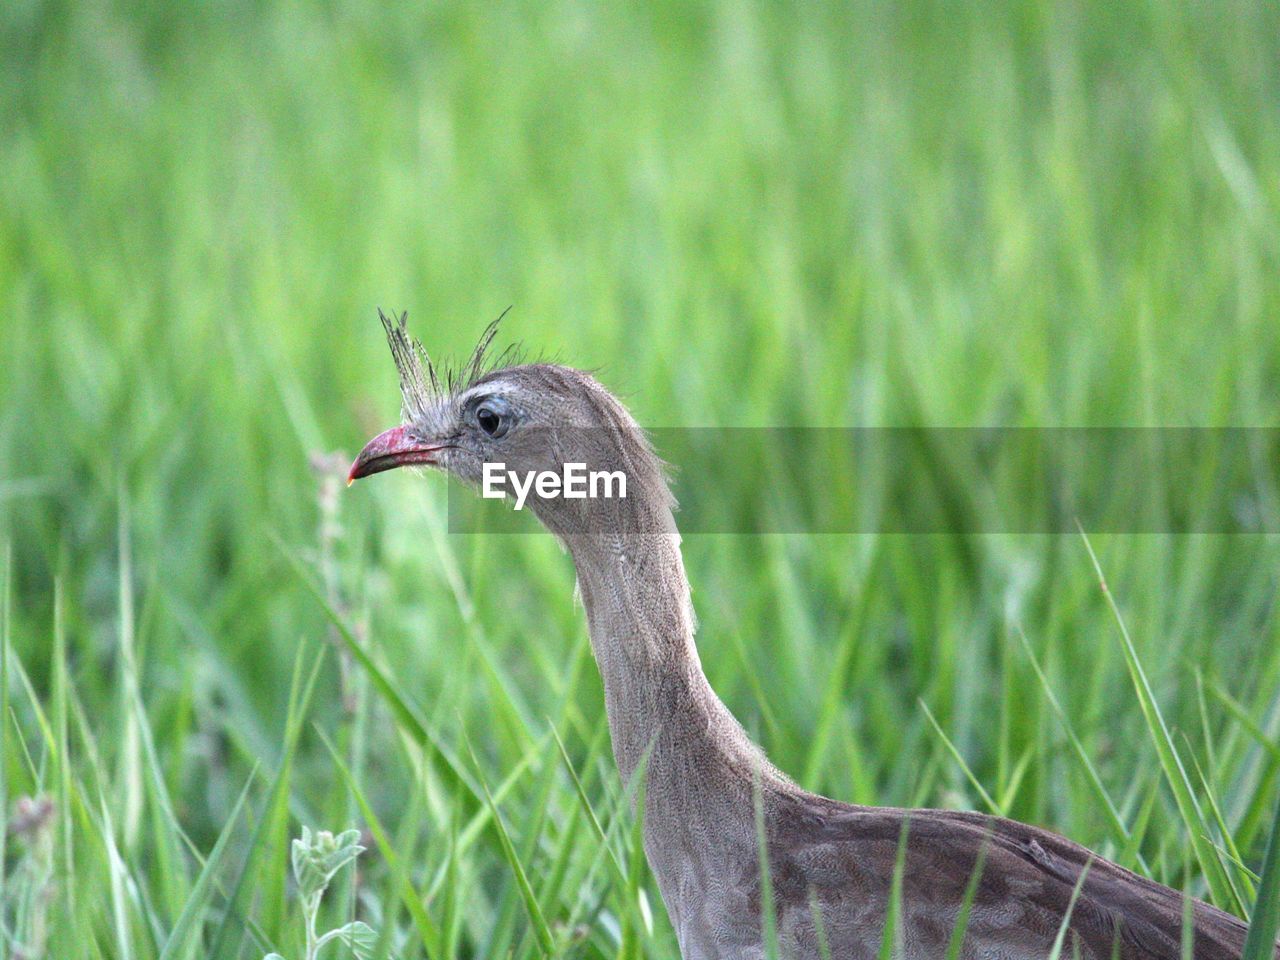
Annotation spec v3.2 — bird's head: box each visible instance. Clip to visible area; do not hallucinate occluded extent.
[348,311,673,536]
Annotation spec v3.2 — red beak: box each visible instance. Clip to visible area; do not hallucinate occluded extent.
[347,426,445,485]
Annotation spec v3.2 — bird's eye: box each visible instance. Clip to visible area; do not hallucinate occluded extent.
[476,404,508,438]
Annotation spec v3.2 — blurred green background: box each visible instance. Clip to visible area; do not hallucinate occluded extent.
[2,1,1279,957]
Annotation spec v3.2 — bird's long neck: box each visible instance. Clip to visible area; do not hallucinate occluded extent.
[565,515,794,923]
[565,521,785,806]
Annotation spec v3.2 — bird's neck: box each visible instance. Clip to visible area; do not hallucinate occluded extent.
[565,528,780,796]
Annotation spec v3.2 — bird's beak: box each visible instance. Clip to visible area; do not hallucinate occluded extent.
[347,426,445,485]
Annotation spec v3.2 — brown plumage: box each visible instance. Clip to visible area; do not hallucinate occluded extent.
[349,317,1278,959]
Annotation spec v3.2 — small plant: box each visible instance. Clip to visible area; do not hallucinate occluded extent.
[266,827,376,960]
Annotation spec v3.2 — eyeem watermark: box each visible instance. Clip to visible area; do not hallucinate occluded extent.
[482,462,627,510]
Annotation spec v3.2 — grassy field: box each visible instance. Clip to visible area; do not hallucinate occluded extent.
[2,0,1280,957]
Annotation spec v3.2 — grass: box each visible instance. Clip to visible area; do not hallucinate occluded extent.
[2,0,1280,956]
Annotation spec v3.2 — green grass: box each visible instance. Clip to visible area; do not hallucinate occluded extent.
[2,0,1280,956]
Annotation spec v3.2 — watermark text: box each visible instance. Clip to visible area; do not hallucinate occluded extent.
[482,462,627,510]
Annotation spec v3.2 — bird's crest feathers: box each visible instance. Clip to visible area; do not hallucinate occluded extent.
[378,308,521,420]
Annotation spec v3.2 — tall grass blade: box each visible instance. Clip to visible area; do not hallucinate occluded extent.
[945,835,989,960]
[157,769,256,960]
[1046,859,1092,960]
[808,890,833,960]
[550,724,628,890]
[1,540,10,897]
[464,739,556,958]
[1242,797,1280,960]
[920,700,1001,815]
[207,644,326,959]
[753,770,780,960]
[277,536,489,806]
[1077,527,1237,910]
[877,819,910,960]
[1016,625,1146,870]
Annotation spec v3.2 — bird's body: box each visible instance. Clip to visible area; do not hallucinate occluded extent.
[349,314,1278,960]
[567,524,1257,960]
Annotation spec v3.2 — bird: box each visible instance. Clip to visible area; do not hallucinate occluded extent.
[348,311,1279,960]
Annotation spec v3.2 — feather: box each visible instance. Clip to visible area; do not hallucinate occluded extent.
[378,307,525,419]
